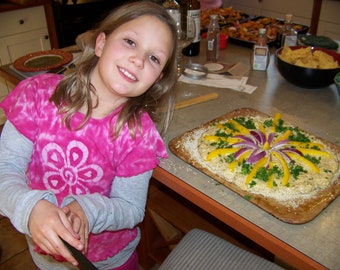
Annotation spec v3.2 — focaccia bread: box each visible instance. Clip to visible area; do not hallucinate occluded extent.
[169,108,340,223]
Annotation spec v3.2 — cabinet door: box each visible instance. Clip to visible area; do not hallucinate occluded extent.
[0,29,51,66]
[0,6,47,37]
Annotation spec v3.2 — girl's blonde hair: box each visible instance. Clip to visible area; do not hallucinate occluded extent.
[50,1,178,138]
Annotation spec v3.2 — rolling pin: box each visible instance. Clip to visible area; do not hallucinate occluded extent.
[175,92,219,110]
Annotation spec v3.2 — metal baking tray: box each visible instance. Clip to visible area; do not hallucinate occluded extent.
[221,16,309,48]
[200,7,250,31]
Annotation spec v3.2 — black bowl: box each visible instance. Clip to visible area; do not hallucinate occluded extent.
[275,46,340,89]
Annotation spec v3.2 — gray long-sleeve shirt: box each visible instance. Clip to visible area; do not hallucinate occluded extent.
[0,120,152,269]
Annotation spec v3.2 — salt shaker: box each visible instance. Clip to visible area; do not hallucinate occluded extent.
[251,28,269,71]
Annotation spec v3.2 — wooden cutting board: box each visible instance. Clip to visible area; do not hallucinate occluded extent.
[169,108,340,224]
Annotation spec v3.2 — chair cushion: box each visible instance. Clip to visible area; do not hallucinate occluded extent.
[159,229,283,270]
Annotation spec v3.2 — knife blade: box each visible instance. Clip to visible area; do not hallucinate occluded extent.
[60,238,98,270]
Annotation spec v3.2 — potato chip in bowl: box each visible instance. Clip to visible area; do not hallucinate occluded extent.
[275,46,340,88]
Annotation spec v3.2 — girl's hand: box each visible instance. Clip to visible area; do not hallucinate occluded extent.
[62,201,89,253]
[28,199,83,266]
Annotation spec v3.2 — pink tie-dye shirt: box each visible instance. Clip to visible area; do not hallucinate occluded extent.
[1,73,168,262]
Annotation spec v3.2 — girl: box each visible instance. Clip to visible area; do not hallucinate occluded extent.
[0,1,178,269]
[200,0,223,10]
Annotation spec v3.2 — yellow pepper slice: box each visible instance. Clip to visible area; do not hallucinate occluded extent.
[204,135,225,142]
[272,152,290,186]
[295,148,331,158]
[229,150,251,172]
[288,141,324,149]
[216,123,226,130]
[285,152,320,173]
[272,113,282,132]
[245,156,268,184]
[258,122,267,135]
[206,148,239,161]
[204,135,241,144]
[272,130,292,146]
[228,119,250,134]
[216,123,235,134]
[263,141,270,150]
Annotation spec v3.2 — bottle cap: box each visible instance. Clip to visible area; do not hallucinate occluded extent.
[285,14,293,22]
[209,14,218,20]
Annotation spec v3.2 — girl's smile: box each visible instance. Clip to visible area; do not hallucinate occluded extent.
[118,66,138,82]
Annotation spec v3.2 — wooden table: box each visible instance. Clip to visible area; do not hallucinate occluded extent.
[1,43,339,270]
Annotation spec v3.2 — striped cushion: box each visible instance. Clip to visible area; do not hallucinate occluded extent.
[159,229,283,270]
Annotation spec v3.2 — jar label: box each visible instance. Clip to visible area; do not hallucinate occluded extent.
[187,9,201,43]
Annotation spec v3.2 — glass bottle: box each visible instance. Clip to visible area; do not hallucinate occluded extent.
[277,14,297,48]
[206,14,220,62]
[181,0,201,56]
[163,0,181,29]
[251,28,269,71]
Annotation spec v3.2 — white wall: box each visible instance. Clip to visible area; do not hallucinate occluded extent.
[317,0,340,40]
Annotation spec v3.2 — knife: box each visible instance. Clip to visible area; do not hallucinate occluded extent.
[60,238,98,270]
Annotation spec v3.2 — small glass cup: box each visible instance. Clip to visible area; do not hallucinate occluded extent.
[176,16,196,77]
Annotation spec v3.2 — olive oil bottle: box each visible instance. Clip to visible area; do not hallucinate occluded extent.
[276,14,298,48]
[181,0,201,56]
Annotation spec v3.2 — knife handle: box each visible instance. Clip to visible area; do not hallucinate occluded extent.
[60,238,98,270]
[175,92,219,110]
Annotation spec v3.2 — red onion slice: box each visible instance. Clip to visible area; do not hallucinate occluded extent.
[271,139,290,149]
[232,134,256,143]
[267,133,275,145]
[234,147,251,159]
[232,141,258,149]
[246,149,266,164]
[250,130,266,145]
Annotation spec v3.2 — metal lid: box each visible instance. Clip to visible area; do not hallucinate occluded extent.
[183,63,208,79]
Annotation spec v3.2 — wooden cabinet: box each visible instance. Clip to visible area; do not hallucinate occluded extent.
[0,5,51,106]
[0,6,51,66]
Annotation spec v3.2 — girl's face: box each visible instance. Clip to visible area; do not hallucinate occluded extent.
[92,15,173,102]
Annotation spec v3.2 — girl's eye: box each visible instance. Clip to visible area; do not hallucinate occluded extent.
[150,55,160,64]
[125,39,135,47]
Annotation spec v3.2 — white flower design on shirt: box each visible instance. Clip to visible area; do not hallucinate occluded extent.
[42,140,103,195]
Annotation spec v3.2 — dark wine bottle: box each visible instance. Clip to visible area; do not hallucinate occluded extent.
[181,0,200,56]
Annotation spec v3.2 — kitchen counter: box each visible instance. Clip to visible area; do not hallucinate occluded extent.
[0,42,339,269]
[153,42,340,269]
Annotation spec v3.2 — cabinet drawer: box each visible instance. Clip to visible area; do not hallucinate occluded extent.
[0,28,51,65]
[0,6,47,37]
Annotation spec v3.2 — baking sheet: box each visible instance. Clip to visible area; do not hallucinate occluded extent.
[200,7,249,30]
[222,16,309,48]
[169,108,340,224]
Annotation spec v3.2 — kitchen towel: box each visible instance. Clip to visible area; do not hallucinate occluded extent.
[179,70,257,94]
